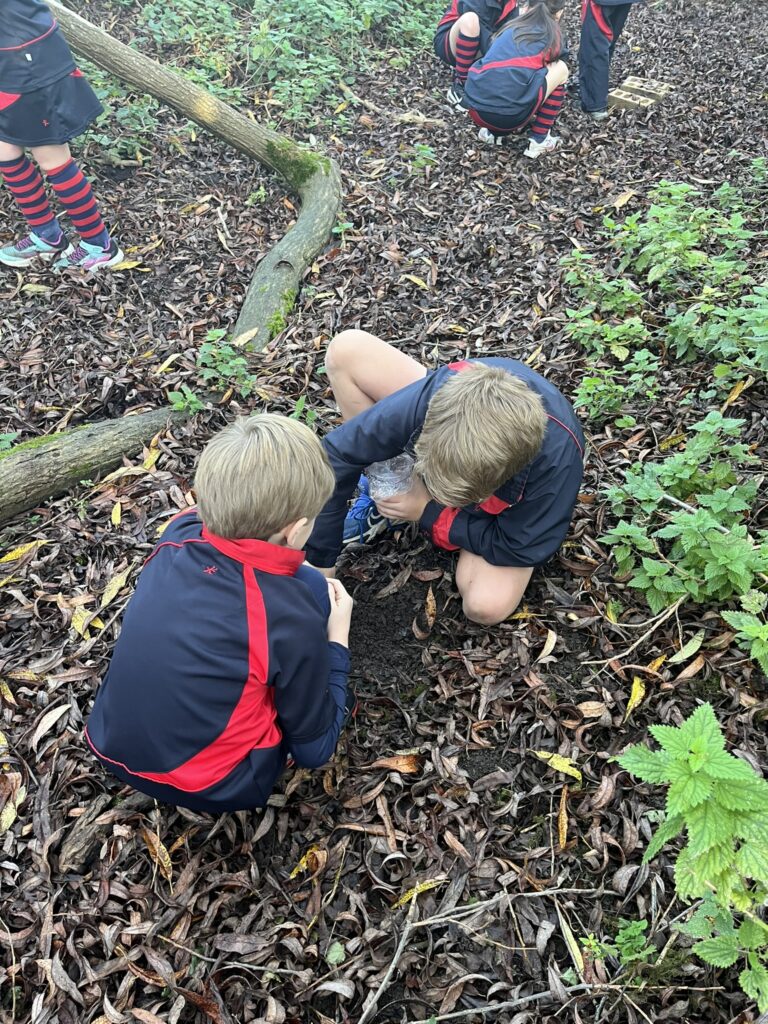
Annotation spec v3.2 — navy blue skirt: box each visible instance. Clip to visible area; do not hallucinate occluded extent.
[0,70,103,148]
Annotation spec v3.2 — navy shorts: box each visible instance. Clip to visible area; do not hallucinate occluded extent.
[0,70,103,148]
[467,86,545,135]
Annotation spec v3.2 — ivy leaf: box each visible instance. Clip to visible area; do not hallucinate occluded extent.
[692,934,740,969]
[617,745,672,784]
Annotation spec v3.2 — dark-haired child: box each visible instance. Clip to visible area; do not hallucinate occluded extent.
[434,0,520,107]
[462,0,569,158]
[0,0,123,271]
[579,0,641,118]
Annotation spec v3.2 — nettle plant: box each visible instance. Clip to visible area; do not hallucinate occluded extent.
[619,703,768,1011]
[574,349,660,424]
[562,169,767,386]
[602,412,768,615]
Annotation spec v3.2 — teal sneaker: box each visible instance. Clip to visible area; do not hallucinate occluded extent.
[54,238,125,273]
[0,231,68,268]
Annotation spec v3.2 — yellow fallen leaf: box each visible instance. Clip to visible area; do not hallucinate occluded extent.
[334,100,348,114]
[558,785,569,850]
[660,432,686,451]
[647,655,666,672]
[624,676,646,722]
[0,681,17,706]
[0,781,25,835]
[0,576,21,589]
[111,501,122,527]
[392,877,446,909]
[91,616,106,631]
[722,376,754,410]
[71,607,91,638]
[100,566,132,610]
[612,189,636,209]
[155,353,182,374]
[401,274,429,290]
[556,902,584,975]
[0,540,46,564]
[110,260,143,271]
[143,447,161,471]
[533,751,582,784]
[290,844,322,879]
[156,520,172,537]
[142,827,174,887]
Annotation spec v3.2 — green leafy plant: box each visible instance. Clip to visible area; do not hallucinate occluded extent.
[573,349,660,423]
[168,384,205,414]
[582,919,654,970]
[408,142,438,173]
[722,590,768,674]
[0,432,18,451]
[619,704,768,1011]
[602,412,768,615]
[289,395,317,428]
[197,329,258,398]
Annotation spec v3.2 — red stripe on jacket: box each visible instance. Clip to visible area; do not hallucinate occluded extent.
[0,20,58,51]
[469,52,547,74]
[432,507,461,550]
[85,563,282,793]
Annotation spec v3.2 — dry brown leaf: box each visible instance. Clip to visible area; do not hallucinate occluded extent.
[142,827,174,886]
[366,753,423,773]
[577,701,606,718]
[558,785,569,850]
[31,703,71,752]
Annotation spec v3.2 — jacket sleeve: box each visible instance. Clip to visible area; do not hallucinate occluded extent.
[419,451,583,566]
[272,620,351,769]
[304,377,429,568]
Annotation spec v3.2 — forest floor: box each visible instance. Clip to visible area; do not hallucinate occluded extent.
[1,1,767,1022]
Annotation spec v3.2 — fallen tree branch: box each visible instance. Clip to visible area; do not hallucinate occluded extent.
[0,408,182,528]
[357,896,419,1024]
[50,1,342,347]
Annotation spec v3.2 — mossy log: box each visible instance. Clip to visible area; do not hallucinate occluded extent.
[49,0,342,347]
[0,409,180,528]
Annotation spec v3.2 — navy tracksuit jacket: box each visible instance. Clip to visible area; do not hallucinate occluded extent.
[464,24,564,125]
[306,359,585,571]
[435,0,520,60]
[579,0,641,113]
[86,511,350,813]
[0,1,75,92]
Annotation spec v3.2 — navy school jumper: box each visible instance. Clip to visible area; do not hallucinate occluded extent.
[305,358,585,570]
[86,511,350,813]
[463,22,565,127]
[435,0,520,61]
[578,0,641,113]
[0,0,75,93]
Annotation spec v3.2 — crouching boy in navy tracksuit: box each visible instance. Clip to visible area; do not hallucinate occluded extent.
[86,415,355,813]
[463,0,569,158]
[305,331,584,627]
[434,0,519,107]
[579,0,641,118]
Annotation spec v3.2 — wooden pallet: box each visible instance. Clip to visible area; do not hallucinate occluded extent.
[609,76,672,110]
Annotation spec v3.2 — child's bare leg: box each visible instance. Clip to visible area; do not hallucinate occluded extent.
[544,60,569,98]
[455,550,533,625]
[325,330,426,421]
[0,141,24,161]
[448,12,481,85]
[448,11,480,52]
[29,143,71,172]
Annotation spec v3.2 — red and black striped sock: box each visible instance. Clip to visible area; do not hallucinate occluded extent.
[46,158,110,249]
[0,155,62,242]
[454,30,480,84]
[530,86,565,140]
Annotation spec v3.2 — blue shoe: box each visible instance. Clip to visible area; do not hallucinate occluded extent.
[0,231,68,267]
[342,475,391,547]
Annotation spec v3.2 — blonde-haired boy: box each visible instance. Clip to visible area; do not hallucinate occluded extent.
[306,331,584,625]
[86,414,355,812]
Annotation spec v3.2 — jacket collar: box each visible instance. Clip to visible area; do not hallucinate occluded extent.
[201,527,305,575]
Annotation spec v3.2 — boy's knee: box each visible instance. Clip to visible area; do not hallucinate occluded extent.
[462,591,519,627]
[457,11,480,35]
[325,331,361,377]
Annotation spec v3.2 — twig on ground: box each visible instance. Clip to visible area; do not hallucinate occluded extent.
[338,80,448,128]
[585,597,687,665]
[357,895,419,1024]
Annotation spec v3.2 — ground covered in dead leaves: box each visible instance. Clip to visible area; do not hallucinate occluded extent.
[1,1,767,1022]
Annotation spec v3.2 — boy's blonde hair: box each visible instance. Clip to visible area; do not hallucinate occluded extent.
[414,365,547,508]
[195,414,335,540]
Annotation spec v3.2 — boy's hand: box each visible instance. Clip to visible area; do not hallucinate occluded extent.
[327,578,353,647]
[375,476,431,522]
